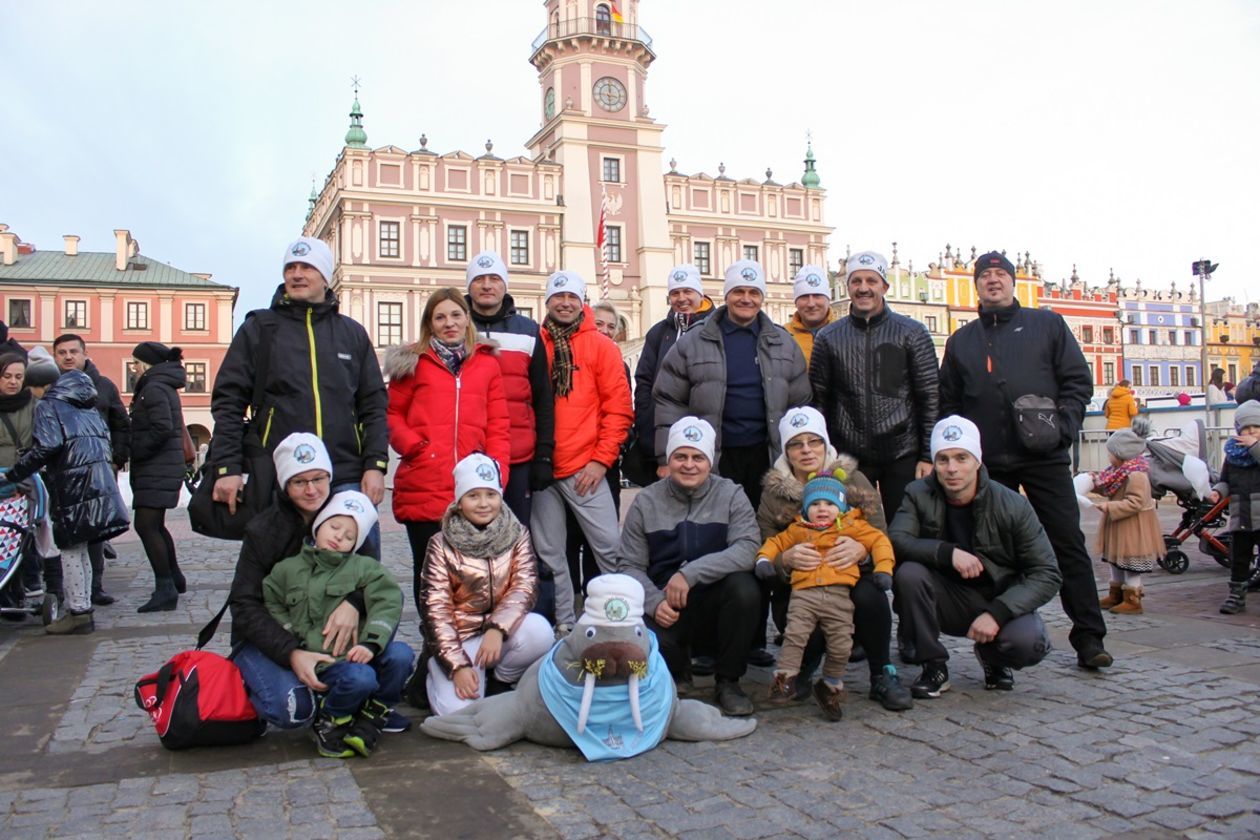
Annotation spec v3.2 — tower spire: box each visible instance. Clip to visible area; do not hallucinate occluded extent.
[801,132,820,188]
[345,76,367,148]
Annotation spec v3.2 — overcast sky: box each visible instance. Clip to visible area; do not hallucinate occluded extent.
[3,0,1257,322]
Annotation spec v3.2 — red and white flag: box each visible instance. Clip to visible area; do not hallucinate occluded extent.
[596,184,611,301]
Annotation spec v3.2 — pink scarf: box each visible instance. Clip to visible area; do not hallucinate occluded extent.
[1095,455,1148,498]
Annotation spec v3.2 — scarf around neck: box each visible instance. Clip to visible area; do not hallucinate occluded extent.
[1096,454,1149,498]
[442,504,522,559]
[1225,438,1258,468]
[544,312,584,397]
[0,387,32,415]
[430,338,468,375]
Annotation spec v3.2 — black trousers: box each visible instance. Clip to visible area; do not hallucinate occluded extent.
[719,444,772,647]
[861,453,921,525]
[1230,529,1260,583]
[989,461,1107,653]
[645,572,760,683]
[894,561,1051,669]
[404,520,443,616]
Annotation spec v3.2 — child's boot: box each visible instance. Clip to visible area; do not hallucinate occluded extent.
[1221,581,1247,615]
[766,672,797,705]
[812,680,844,722]
[344,699,390,757]
[1099,582,1124,609]
[1110,586,1143,615]
[311,706,355,758]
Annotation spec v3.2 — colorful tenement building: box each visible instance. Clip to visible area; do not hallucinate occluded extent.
[1204,298,1260,387]
[0,225,238,443]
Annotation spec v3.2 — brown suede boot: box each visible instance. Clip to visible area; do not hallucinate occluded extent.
[766,672,797,706]
[1099,582,1124,609]
[1110,586,1143,615]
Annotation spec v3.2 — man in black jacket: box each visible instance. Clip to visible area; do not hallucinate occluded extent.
[890,416,1060,698]
[210,237,389,557]
[939,250,1110,669]
[811,250,939,520]
[54,333,130,605]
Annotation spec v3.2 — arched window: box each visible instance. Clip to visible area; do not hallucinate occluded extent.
[595,4,611,35]
[550,11,560,36]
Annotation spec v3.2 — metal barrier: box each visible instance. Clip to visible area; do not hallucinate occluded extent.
[1076,424,1234,475]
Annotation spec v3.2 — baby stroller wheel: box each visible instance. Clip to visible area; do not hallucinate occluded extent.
[1161,549,1189,575]
[41,594,62,626]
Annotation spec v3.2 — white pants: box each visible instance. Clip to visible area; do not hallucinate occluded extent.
[530,474,621,626]
[426,612,554,716]
[61,543,92,613]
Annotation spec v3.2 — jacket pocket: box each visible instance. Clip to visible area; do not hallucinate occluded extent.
[874,343,907,397]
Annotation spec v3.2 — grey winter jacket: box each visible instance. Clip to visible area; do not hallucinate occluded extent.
[1213,439,1260,533]
[810,305,940,466]
[652,307,810,465]
[888,466,1062,626]
[615,474,759,615]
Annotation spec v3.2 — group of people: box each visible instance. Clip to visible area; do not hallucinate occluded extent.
[204,235,1132,761]
[0,331,195,632]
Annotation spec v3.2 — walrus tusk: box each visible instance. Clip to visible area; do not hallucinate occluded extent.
[577,671,596,734]
[628,672,643,733]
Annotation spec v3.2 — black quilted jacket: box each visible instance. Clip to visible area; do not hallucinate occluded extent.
[810,305,940,466]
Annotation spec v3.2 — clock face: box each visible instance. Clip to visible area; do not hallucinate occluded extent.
[593,76,627,112]
[545,87,555,119]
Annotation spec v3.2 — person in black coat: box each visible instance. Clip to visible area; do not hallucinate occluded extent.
[128,342,189,612]
[1,370,130,634]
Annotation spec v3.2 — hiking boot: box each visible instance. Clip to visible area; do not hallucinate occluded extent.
[714,679,754,717]
[869,664,914,711]
[974,646,1014,691]
[1099,582,1124,609]
[1077,641,1114,670]
[311,709,356,758]
[766,672,797,706]
[911,662,950,699]
[46,609,94,636]
[1221,581,1247,615]
[1110,586,1143,615]
[812,680,844,722]
[344,699,390,757]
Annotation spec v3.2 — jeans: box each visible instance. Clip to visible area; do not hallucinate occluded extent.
[318,640,415,717]
[332,480,381,561]
[234,643,316,729]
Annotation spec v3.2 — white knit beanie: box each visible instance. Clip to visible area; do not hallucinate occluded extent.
[272,432,333,489]
[778,406,830,451]
[666,416,716,463]
[930,415,983,462]
[581,574,646,628]
[282,236,334,284]
[792,265,829,300]
[667,264,703,296]
[846,251,888,284]
[312,490,378,553]
[453,453,503,501]
[545,270,587,303]
[466,250,509,289]
[723,259,767,297]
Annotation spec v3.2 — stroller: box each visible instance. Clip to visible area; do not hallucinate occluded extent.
[1143,418,1250,578]
[0,476,54,624]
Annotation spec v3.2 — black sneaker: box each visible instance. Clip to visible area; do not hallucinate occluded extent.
[714,679,755,716]
[382,708,412,733]
[344,700,390,756]
[910,662,950,699]
[869,664,914,711]
[974,647,1014,691]
[311,709,356,758]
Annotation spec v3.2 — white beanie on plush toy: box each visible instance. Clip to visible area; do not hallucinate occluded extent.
[273,432,333,489]
[312,490,378,553]
[581,574,646,628]
[453,453,503,501]
[665,416,716,463]
[282,236,334,284]
[466,250,508,289]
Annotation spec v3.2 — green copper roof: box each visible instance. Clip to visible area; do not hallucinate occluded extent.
[801,141,820,188]
[345,96,367,148]
[0,250,233,289]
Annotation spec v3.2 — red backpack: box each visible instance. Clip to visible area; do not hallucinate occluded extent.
[134,605,265,750]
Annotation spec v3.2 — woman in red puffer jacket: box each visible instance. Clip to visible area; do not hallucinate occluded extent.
[385,288,510,610]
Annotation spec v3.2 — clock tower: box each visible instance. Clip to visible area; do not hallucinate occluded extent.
[526,0,674,328]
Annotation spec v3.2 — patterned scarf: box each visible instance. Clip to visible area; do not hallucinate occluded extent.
[442,504,522,559]
[1225,438,1258,468]
[430,338,467,376]
[1095,454,1149,498]
[544,312,584,397]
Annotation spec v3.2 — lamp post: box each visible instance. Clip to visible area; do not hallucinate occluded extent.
[1194,259,1218,428]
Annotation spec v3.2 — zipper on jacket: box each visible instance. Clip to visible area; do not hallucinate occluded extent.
[306,308,323,437]
[261,407,276,446]
[453,375,462,464]
[864,324,873,439]
[486,555,495,616]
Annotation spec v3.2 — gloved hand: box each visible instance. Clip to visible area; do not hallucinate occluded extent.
[754,558,779,581]
[530,458,555,492]
[872,572,893,592]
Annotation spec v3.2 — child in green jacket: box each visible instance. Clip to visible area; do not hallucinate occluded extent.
[263,490,413,759]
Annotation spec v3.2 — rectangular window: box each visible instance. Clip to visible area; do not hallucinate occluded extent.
[1131,366,1143,387]
[1129,328,1141,345]
[602,157,621,183]
[447,226,467,261]
[1149,366,1160,387]
[124,363,139,393]
[926,315,939,333]
[1147,329,1158,346]
[185,361,207,394]
[743,245,759,262]
[8,299,31,328]
[184,302,206,331]
[1103,361,1115,385]
[379,221,400,258]
[377,302,403,347]
[789,249,804,278]
[1102,326,1115,344]
[605,225,622,263]
[1184,330,1195,346]
[1229,363,1238,383]
[693,242,711,275]
[1185,366,1196,387]
[1081,325,1094,344]
[1170,366,1180,387]
[1169,331,1178,346]
[126,301,149,330]
[65,300,87,328]
[510,231,529,266]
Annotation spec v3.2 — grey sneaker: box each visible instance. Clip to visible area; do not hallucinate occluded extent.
[869,664,914,710]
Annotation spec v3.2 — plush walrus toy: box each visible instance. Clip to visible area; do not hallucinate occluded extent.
[420,574,757,760]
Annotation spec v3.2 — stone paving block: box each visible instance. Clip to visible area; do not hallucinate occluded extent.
[1145,806,1209,831]
[1191,794,1255,818]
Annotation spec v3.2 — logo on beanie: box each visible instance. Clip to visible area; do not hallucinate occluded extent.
[858,255,874,266]
[672,270,687,282]
[294,444,317,464]
[604,597,629,622]
[342,499,365,513]
[789,413,808,428]
[291,242,311,257]
[740,267,758,283]
[476,463,496,482]
[554,275,568,287]
[942,425,963,442]
[805,273,822,287]
[477,255,494,268]
[683,425,703,443]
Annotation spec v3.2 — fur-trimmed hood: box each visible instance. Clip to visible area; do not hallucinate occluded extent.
[757,451,885,537]
[383,338,498,380]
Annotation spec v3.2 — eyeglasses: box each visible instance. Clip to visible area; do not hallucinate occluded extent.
[785,437,825,453]
[289,475,330,491]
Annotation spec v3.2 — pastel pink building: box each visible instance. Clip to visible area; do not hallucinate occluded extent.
[304,0,832,348]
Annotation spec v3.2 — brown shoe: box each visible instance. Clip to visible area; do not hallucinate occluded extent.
[766,672,797,706]
[1099,582,1124,609]
[812,680,844,722]
[1110,586,1143,615]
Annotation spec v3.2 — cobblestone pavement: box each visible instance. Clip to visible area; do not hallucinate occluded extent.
[3,500,1260,838]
